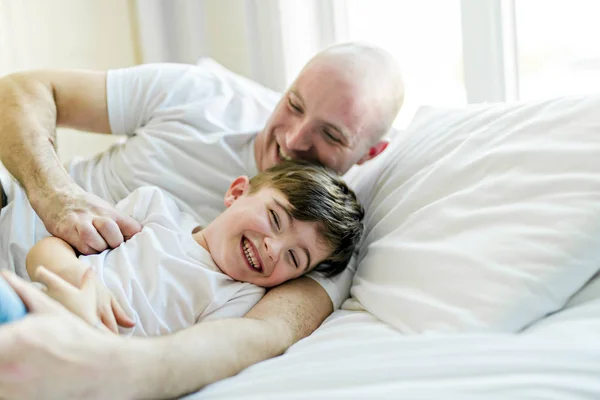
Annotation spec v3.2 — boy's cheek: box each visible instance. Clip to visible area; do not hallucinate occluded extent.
[259,276,279,289]
[259,219,272,232]
[264,272,294,288]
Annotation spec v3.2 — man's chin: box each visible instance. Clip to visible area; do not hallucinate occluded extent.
[261,145,280,171]
[262,159,278,172]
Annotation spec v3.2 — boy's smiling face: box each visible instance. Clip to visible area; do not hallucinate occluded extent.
[199,177,332,288]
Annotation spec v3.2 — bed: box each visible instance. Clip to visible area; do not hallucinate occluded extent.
[194,303,600,399]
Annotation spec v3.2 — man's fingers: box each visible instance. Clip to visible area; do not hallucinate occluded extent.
[111,297,135,328]
[63,232,96,256]
[115,214,142,240]
[76,222,108,254]
[0,314,20,351]
[93,217,125,249]
[57,218,100,255]
[0,271,64,314]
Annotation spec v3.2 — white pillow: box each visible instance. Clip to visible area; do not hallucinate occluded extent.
[344,95,600,333]
[564,271,600,308]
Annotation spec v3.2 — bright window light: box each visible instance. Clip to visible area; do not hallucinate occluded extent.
[341,0,465,128]
[515,0,600,100]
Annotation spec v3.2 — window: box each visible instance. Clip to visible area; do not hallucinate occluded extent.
[515,0,600,100]
[334,0,466,128]
[273,0,600,126]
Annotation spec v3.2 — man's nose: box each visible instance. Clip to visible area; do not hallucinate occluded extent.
[285,124,312,152]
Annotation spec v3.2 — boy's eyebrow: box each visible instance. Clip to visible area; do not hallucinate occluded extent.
[273,198,293,225]
[273,198,311,271]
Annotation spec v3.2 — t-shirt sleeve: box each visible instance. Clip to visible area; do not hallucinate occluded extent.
[305,255,358,310]
[199,284,266,322]
[106,61,279,140]
[106,63,207,137]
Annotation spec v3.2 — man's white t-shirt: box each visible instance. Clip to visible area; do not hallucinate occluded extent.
[81,186,264,337]
[67,63,355,309]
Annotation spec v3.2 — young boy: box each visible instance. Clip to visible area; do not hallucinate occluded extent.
[15,161,364,336]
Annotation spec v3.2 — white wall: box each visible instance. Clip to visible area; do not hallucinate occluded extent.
[0,0,139,72]
[0,0,141,161]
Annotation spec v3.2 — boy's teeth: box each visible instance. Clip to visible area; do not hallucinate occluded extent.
[243,239,260,270]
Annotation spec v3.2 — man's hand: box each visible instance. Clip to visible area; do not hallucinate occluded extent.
[0,70,139,255]
[33,186,141,255]
[36,266,135,333]
[0,271,135,400]
[0,274,334,399]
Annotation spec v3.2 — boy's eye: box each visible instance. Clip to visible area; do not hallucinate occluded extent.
[288,98,303,113]
[289,250,299,268]
[270,209,280,230]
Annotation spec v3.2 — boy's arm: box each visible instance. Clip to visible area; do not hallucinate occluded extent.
[26,236,87,286]
[25,236,134,332]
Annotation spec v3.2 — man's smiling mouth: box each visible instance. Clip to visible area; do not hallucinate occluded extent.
[277,144,293,161]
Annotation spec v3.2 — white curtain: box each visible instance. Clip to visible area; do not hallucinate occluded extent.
[134,0,278,89]
[132,0,334,92]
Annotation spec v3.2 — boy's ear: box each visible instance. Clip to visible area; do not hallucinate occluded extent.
[224,176,250,207]
[356,139,389,165]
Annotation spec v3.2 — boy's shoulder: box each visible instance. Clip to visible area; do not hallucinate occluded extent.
[123,186,191,229]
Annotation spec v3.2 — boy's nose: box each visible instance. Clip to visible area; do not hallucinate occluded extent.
[264,237,283,265]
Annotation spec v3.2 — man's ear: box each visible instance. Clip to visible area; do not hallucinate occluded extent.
[356,139,389,165]
[224,176,250,207]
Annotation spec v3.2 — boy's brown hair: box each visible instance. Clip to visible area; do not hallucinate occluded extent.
[249,160,364,277]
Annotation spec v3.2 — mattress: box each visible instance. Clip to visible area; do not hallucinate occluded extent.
[188,298,600,399]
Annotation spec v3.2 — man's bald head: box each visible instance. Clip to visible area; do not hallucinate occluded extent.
[304,43,405,142]
[255,42,404,174]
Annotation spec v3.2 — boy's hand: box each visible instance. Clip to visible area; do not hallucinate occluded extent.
[36,266,135,333]
[85,269,136,333]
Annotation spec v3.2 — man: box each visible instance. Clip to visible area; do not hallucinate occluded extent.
[0,42,404,399]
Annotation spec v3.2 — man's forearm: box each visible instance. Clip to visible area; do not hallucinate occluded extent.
[0,73,73,205]
[120,277,333,399]
[123,317,291,399]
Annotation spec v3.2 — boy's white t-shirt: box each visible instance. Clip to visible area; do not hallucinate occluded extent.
[81,186,265,337]
[66,63,355,309]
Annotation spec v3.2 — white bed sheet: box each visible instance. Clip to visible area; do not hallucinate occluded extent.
[189,301,600,400]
